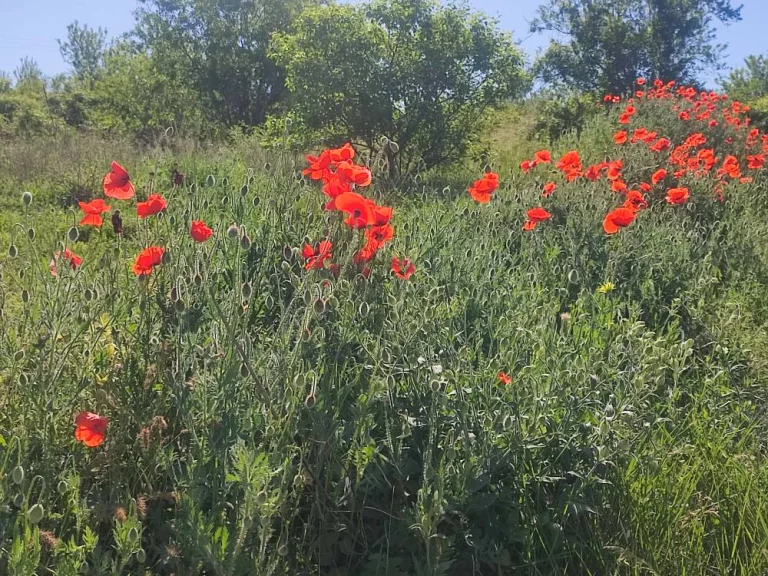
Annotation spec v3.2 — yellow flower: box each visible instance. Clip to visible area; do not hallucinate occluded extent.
[597,282,616,294]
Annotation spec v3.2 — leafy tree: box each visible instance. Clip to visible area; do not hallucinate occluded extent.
[90,42,211,138]
[271,0,528,172]
[531,0,742,94]
[135,0,316,127]
[13,57,45,94]
[57,21,108,86]
[722,55,768,102]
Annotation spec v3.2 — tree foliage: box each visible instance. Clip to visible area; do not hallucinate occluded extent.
[531,0,742,94]
[57,21,108,86]
[135,0,317,127]
[271,0,528,170]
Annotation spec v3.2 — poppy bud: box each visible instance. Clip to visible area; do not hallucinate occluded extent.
[263,162,271,172]
[21,191,32,206]
[8,244,17,258]
[568,269,579,283]
[239,363,249,377]
[168,215,176,226]
[170,286,179,302]
[313,299,326,315]
[193,274,202,286]
[28,503,44,525]
[68,227,79,242]
[13,493,24,508]
[221,195,229,206]
[503,415,514,430]
[304,393,316,408]
[127,527,139,543]
[18,373,27,386]
[278,544,289,557]
[136,549,146,563]
[57,480,68,494]
[252,196,260,207]
[27,227,35,241]
[389,141,400,153]
[240,184,249,197]
[21,290,30,304]
[84,289,94,302]
[265,295,274,310]
[205,174,216,187]
[221,177,229,187]
[227,224,239,239]
[189,183,198,194]
[14,350,24,361]
[239,235,252,251]
[241,282,252,299]
[429,380,441,393]
[11,465,24,484]
[174,300,186,314]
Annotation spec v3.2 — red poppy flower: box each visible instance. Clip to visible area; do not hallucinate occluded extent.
[651,169,667,185]
[636,77,646,86]
[132,246,165,276]
[614,131,628,145]
[337,161,372,187]
[302,240,333,270]
[372,204,393,226]
[304,150,332,181]
[665,187,689,205]
[603,207,637,234]
[623,190,648,211]
[190,220,213,242]
[498,371,511,385]
[78,198,111,227]
[542,182,556,197]
[649,138,671,152]
[49,248,82,277]
[136,194,167,218]
[520,159,535,173]
[335,192,375,228]
[747,154,765,170]
[329,143,355,163]
[619,113,632,124]
[365,224,394,249]
[639,182,652,192]
[468,173,500,203]
[534,150,552,164]
[391,257,416,280]
[523,207,552,231]
[74,411,108,448]
[102,161,135,200]
[611,179,628,193]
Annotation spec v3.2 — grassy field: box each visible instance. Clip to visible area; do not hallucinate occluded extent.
[1,83,768,575]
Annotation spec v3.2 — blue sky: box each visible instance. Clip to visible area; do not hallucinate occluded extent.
[0,0,764,87]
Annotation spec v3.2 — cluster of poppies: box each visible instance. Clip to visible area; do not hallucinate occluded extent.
[71,162,215,280]
[302,143,414,280]
[469,78,766,236]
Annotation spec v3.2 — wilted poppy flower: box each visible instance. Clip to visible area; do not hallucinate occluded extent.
[651,169,667,185]
[190,220,213,242]
[391,257,416,280]
[102,161,135,200]
[542,182,557,197]
[498,371,511,385]
[665,187,689,205]
[603,207,637,234]
[614,131,628,145]
[111,211,123,235]
[74,411,108,447]
[335,192,375,228]
[132,246,165,276]
[302,240,333,270]
[49,248,82,277]
[534,150,552,164]
[523,207,552,231]
[171,167,185,187]
[136,194,167,218]
[78,199,111,227]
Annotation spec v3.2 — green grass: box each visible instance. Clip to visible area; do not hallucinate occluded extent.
[0,90,767,574]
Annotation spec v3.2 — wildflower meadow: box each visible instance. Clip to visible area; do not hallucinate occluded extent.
[2,78,768,575]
